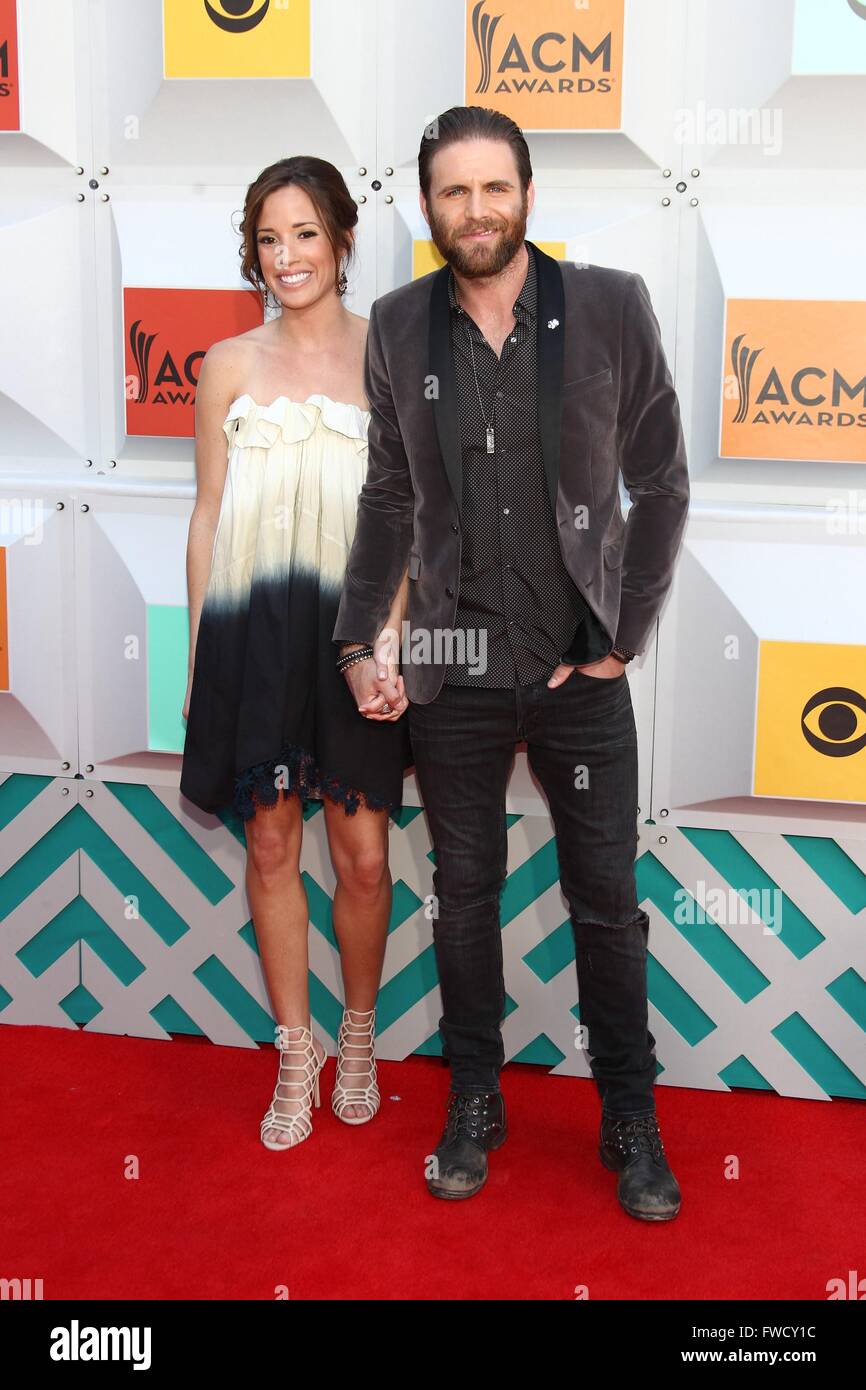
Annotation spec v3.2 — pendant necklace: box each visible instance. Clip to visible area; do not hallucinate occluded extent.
[467,323,496,454]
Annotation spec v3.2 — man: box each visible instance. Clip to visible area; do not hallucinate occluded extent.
[333,105,690,1221]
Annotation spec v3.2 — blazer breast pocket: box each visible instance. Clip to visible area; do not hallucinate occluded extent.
[407,550,421,580]
[561,366,613,398]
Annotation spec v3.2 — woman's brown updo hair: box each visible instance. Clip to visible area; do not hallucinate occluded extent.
[238,156,358,304]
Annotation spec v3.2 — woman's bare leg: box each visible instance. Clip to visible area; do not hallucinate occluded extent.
[323,799,392,1119]
[244,791,325,1145]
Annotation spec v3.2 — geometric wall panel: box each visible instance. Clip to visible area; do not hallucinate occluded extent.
[1,774,864,1101]
[94,188,379,477]
[654,512,866,835]
[682,0,866,175]
[0,491,78,776]
[0,199,99,468]
[636,822,866,1100]
[99,193,274,474]
[74,491,193,786]
[90,0,376,181]
[1,0,88,162]
[676,201,866,501]
[377,0,689,178]
[0,773,84,1030]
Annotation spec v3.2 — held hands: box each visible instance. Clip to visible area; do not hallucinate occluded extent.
[547,653,626,688]
[343,626,410,721]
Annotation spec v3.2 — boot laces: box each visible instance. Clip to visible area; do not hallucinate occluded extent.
[609,1114,664,1160]
[449,1092,490,1141]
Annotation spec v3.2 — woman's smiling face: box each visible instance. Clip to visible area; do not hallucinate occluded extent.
[256,184,341,308]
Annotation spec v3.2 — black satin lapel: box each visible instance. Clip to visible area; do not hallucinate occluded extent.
[428,263,463,518]
[531,240,565,512]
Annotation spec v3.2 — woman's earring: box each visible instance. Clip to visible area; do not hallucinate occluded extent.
[336,266,348,296]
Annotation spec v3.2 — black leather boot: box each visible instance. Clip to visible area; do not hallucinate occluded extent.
[599,1112,681,1221]
[426,1090,507,1200]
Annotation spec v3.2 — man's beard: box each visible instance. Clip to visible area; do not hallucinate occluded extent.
[428,194,529,278]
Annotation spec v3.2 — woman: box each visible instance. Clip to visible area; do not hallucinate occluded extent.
[180,156,412,1151]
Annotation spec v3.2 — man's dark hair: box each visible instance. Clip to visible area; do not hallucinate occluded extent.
[418,105,532,200]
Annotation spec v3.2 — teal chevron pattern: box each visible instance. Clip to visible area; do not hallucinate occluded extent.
[0,773,864,1100]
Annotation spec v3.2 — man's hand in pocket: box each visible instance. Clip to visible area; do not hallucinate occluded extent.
[547,653,626,688]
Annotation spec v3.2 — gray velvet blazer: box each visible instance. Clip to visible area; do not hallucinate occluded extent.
[333,239,690,705]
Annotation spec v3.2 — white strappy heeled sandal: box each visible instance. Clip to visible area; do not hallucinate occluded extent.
[261,1023,326,1151]
[331,1007,381,1125]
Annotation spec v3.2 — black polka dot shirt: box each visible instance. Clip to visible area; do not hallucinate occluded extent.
[443,248,590,688]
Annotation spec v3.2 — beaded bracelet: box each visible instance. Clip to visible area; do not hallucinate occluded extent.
[335,644,375,674]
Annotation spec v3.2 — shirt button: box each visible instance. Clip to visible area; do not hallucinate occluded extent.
[503,507,510,514]
[496,390,504,398]
[510,336,517,343]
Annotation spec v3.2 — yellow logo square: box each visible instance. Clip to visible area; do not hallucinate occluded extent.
[754,640,866,802]
[163,0,310,79]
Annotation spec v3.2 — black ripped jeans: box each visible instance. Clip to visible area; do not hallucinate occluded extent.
[407,669,657,1119]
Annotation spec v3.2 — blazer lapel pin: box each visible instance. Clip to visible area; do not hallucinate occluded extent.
[547,318,559,329]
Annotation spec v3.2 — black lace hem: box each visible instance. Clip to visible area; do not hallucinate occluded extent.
[232,742,402,821]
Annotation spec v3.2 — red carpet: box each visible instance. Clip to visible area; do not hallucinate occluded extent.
[1,1024,862,1301]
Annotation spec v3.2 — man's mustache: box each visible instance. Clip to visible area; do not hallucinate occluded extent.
[457,222,505,235]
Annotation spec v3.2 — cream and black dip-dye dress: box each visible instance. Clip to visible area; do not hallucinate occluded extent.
[181,392,412,822]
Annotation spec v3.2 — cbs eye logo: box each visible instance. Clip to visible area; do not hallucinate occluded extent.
[204,0,270,33]
[801,687,866,758]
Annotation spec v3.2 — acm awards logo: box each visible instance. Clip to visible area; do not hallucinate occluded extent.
[469,0,614,97]
[0,28,12,99]
[203,0,270,32]
[729,333,866,429]
[722,301,866,464]
[128,320,203,410]
[0,0,20,131]
[124,288,260,437]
